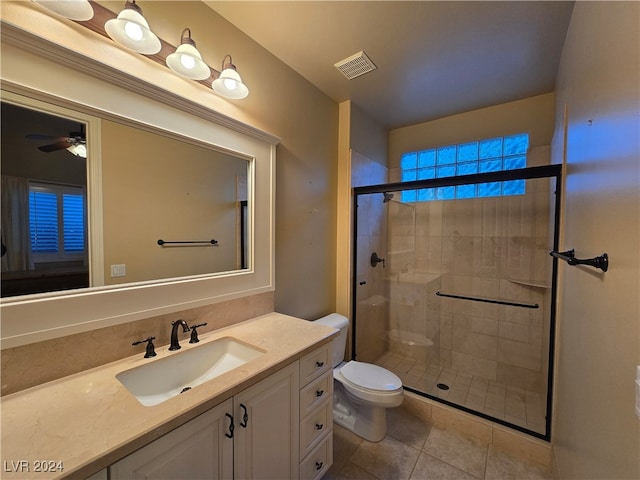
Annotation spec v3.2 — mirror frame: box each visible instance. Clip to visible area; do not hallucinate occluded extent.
[0,13,278,349]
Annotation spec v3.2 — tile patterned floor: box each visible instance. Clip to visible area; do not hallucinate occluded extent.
[325,406,555,480]
[376,351,546,434]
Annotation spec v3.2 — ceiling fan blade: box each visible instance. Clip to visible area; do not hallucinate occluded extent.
[38,140,71,152]
[26,133,68,142]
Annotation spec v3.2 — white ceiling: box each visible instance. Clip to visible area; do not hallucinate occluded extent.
[205,1,575,129]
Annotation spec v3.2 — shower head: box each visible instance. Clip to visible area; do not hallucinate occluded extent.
[383,192,394,203]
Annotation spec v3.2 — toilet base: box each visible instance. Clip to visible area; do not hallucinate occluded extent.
[332,387,388,442]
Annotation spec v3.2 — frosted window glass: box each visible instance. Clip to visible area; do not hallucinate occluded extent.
[504,134,529,155]
[418,188,436,201]
[437,186,455,200]
[479,182,501,197]
[457,184,476,199]
[402,170,417,182]
[503,179,525,195]
[479,137,503,159]
[402,190,417,202]
[399,133,528,203]
[457,162,478,176]
[437,145,456,165]
[401,152,417,170]
[505,155,526,170]
[437,165,456,178]
[418,167,435,180]
[480,160,501,172]
[418,149,436,168]
[458,142,478,162]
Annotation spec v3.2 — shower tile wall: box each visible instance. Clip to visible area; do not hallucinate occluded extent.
[352,150,389,363]
[381,147,554,433]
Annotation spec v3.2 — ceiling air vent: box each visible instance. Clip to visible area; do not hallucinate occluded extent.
[334,51,377,80]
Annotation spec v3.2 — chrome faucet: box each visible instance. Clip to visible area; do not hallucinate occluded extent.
[169,319,191,351]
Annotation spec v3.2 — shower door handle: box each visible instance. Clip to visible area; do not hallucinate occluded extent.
[371,252,385,268]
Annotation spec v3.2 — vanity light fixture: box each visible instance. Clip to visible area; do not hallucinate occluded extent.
[32,0,94,21]
[165,28,211,80]
[33,1,251,101]
[104,0,161,55]
[212,55,249,100]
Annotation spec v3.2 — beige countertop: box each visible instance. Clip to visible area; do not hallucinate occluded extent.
[0,313,337,480]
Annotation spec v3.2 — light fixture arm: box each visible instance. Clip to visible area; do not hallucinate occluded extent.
[125,0,142,15]
[180,28,196,47]
[221,54,236,72]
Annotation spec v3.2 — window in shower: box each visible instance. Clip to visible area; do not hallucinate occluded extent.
[400,133,529,202]
[352,163,561,441]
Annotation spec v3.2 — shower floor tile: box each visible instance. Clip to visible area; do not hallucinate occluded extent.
[377,351,546,434]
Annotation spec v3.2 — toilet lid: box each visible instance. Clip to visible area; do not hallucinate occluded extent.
[340,361,402,391]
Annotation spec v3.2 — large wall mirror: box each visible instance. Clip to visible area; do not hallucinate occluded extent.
[0,14,277,349]
[1,99,250,298]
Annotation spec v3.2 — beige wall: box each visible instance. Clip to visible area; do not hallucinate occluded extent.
[350,103,389,169]
[389,92,555,170]
[552,2,640,479]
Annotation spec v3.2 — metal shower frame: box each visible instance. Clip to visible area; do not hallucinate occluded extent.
[351,164,562,441]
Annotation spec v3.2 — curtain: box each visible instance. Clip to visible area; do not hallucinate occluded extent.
[1,175,33,272]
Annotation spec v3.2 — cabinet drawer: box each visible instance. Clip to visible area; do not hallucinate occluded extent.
[300,344,331,385]
[300,370,333,418]
[300,400,332,458]
[300,433,332,480]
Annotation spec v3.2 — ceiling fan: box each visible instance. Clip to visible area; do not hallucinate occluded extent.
[26,124,87,157]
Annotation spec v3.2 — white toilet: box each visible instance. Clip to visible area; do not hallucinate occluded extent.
[314,313,403,442]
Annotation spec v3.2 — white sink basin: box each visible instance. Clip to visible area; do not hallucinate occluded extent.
[117,337,265,406]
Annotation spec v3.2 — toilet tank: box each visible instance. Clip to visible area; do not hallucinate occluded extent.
[314,313,349,368]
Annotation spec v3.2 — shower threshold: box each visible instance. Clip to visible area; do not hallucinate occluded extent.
[376,350,546,435]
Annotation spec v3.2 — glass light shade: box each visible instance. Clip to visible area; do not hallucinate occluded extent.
[33,0,94,21]
[212,68,249,100]
[166,43,210,80]
[105,7,161,54]
[67,143,87,158]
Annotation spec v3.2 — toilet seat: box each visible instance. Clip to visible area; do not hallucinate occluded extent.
[335,361,403,408]
[340,361,402,391]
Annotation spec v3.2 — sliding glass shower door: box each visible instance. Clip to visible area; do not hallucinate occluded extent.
[352,165,561,439]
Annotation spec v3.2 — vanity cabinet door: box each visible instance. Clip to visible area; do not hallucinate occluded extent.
[234,362,300,480]
[110,399,233,479]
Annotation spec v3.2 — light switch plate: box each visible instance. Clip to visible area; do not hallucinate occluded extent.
[111,264,126,277]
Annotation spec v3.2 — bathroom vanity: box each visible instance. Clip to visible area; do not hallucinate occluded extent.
[0,313,337,479]
[0,6,334,478]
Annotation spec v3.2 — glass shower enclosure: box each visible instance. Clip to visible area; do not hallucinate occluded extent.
[352,164,561,439]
